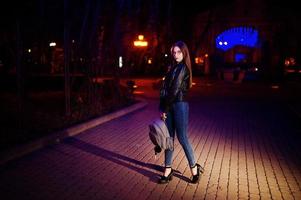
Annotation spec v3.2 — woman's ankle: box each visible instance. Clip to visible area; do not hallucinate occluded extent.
[191,164,197,176]
[164,167,172,177]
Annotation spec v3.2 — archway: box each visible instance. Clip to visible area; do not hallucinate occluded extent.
[214,26,261,81]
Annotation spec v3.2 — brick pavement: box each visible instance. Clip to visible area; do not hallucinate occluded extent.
[0,78,301,200]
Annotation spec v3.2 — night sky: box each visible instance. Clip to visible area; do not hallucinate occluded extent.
[0,0,300,63]
[0,0,234,44]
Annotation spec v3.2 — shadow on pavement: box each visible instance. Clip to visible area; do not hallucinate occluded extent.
[63,137,187,183]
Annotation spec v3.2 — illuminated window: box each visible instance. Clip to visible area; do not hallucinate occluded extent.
[284,57,296,66]
[216,26,259,51]
[195,57,204,65]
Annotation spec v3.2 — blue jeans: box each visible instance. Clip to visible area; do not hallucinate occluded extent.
[164,102,196,167]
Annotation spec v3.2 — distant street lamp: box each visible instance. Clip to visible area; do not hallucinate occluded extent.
[133,35,148,47]
[119,56,123,68]
[49,42,56,47]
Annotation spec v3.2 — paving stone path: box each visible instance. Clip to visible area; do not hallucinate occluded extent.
[1,79,301,200]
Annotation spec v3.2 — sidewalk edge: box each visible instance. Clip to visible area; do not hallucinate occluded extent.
[0,100,148,166]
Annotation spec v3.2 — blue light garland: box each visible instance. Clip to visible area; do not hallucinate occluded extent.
[216,26,259,51]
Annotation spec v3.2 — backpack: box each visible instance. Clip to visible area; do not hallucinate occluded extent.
[149,118,174,155]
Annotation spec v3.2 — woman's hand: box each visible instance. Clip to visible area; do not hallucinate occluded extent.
[160,112,167,121]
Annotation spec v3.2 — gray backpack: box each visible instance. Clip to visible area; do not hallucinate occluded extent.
[149,118,174,155]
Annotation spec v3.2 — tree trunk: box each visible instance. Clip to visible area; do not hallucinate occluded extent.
[64,0,71,116]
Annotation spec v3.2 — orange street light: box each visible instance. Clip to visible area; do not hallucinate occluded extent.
[133,35,148,47]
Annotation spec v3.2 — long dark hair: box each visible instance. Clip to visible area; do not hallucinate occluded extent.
[170,41,193,88]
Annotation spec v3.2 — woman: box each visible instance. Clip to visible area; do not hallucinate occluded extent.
[159,41,204,184]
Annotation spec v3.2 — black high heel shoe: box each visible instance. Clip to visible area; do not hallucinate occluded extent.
[158,167,174,184]
[191,163,204,184]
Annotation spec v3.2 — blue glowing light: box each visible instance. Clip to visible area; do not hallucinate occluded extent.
[216,26,259,51]
[235,53,247,62]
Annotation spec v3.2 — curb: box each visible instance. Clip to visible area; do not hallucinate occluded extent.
[0,100,148,166]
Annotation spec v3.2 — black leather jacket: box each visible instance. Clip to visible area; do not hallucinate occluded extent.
[159,62,190,112]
